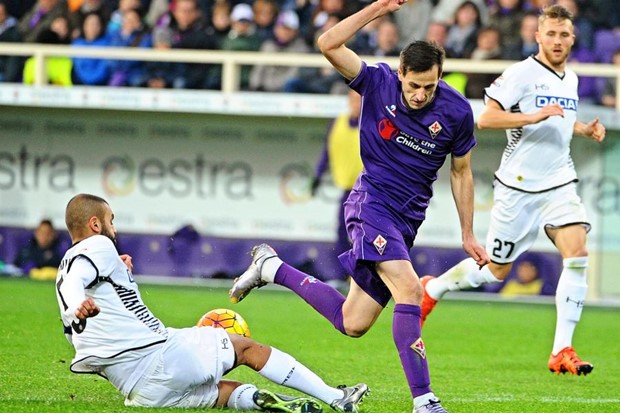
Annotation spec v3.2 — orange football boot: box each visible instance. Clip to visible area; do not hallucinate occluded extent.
[420,275,438,327]
[548,346,594,376]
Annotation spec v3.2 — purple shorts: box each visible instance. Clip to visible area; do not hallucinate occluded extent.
[338,189,422,307]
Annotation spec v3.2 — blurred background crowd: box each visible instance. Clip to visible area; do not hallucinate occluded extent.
[0,0,619,104]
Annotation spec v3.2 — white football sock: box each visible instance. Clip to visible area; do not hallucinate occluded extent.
[413,392,438,409]
[227,384,259,410]
[258,347,343,404]
[261,256,283,283]
[425,258,501,300]
[552,257,588,355]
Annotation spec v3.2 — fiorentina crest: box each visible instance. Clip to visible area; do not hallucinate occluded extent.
[410,337,427,359]
[373,235,387,255]
[428,121,442,138]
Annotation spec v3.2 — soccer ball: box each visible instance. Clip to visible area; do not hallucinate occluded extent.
[197,308,251,337]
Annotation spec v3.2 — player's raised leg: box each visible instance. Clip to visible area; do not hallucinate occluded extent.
[420,259,503,325]
[230,244,380,336]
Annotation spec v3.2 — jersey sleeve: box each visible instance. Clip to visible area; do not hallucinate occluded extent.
[451,105,477,157]
[483,64,525,111]
[348,61,392,97]
[57,256,98,343]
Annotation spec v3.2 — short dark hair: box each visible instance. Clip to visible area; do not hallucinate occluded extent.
[65,194,109,237]
[399,40,445,76]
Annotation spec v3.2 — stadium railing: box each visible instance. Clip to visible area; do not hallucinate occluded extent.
[0,42,619,110]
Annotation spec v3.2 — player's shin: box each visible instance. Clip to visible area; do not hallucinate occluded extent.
[258,347,343,404]
[392,304,435,407]
[552,257,588,354]
[426,258,501,300]
[274,263,347,334]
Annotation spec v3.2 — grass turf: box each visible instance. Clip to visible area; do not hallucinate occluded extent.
[1,277,619,413]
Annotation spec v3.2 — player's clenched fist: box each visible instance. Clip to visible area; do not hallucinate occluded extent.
[74,296,100,319]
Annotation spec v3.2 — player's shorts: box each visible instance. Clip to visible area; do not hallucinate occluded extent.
[125,326,235,408]
[338,189,422,307]
[486,181,590,264]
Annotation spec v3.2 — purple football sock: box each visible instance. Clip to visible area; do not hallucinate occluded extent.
[275,263,346,334]
[393,303,432,397]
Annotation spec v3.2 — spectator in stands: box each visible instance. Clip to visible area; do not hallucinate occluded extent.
[108,0,141,36]
[252,0,278,42]
[464,26,502,99]
[249,10,310,92]
[304,0,350,47]
[424,20,449,49]
[498,259,543,297]
[0,1,23,82]
[488,0,525,58]
[205,1,231,49]
[445,0,481,58]
[23,28,73,85]
[393,0,432,49]
[431,0,488,26]
[208,3,262,90]
[50,13,72,43]
[282,13,346,94]
[556,0,593,51]
[149,0,215,89]
[425,20,468,94]
[17,0,68,43]
[72,12,111,85]
[69,0,112,39]
[501,10,537,60]
[600,49,620,108]
[14,219,63,274]
[108,7,152,86]
[369,18,400,57]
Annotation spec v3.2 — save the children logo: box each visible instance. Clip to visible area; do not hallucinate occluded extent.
[378,118,399,140]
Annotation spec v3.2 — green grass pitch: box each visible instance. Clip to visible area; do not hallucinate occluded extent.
[1,277,619,413]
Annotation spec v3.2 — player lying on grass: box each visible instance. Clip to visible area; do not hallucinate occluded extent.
[55,193,369,413]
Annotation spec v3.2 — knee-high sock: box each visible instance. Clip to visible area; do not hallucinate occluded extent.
[425,258,501,300]
[552,257,588,354]
[274,263,346,334]
[259,347,343,404]
[392,304,432,399]
[227,384,259,410]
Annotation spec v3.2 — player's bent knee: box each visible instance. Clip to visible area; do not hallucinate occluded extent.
[342,320,371,338]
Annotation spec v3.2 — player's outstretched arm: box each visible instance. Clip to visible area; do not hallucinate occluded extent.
[317,0,405,80]
[478,99,564,130]
[574,118,606,143]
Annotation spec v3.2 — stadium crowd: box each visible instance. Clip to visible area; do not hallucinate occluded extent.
[0,0,619,101]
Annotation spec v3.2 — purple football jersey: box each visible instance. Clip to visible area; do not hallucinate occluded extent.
[348,62,476,220]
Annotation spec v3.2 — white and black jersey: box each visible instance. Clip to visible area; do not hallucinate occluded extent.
[55,235,167,375]
[484,56,579,192]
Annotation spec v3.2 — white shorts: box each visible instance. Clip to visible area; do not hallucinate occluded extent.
[486,182,590,264]
[125,326,235,408]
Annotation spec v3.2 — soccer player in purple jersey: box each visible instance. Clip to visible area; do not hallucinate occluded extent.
[230,0,490,412]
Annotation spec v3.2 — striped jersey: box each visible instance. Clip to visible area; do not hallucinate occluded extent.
[55,235,167,374]
[484,56,579,192]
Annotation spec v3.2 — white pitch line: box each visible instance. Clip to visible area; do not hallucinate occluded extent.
[448,395,620,404]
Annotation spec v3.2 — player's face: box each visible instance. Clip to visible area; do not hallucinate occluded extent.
[100,205,118,244]
[398,65,440,110]
[535,18,574,70]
